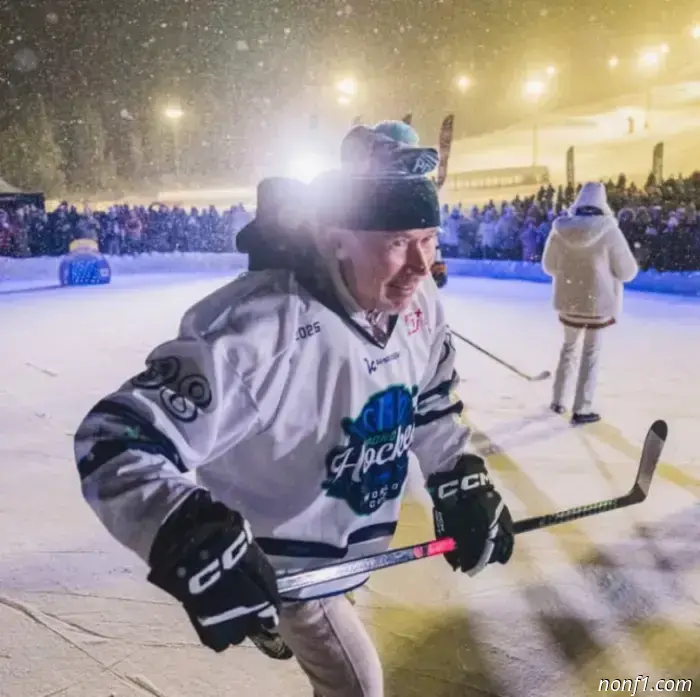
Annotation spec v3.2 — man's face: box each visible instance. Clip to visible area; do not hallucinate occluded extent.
[337,227,437,312]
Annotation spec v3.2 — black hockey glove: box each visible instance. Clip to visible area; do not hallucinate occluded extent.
[147,490,281,653]
[426,454,514,576]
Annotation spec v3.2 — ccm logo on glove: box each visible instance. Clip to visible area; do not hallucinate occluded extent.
[187,521,252,595]
[436,472,490,500]
[147,491,282,653]
[426,455,514,575]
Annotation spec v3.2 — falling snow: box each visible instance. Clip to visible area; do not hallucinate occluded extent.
[0,0,697,201]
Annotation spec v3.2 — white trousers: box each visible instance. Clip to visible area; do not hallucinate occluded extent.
[551,324,604,414]
[277,594,384,697]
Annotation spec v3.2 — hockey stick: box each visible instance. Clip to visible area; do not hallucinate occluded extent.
[252,419,665,657]
[451,329,551,382]
[275,419,666,595]
[435,113,454,191]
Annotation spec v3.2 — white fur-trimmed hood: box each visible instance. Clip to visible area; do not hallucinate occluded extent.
[550,215,618,249]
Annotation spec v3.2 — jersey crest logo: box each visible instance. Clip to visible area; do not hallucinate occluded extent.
[322,384,418,515]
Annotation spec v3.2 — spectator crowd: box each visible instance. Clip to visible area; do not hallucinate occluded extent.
[0,202,253,259]
[439,172,700,272]
[2,172,700,273]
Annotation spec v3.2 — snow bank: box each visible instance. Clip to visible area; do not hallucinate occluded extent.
[446,259,700,297]
[0,252,249,286]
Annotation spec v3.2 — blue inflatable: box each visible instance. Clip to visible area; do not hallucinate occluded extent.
[59,239,111,286]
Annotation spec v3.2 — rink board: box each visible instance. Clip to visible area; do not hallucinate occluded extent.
[445,258,700,296]
[3,252,700,297]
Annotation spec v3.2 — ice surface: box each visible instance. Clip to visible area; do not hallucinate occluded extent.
[0,274,698,697]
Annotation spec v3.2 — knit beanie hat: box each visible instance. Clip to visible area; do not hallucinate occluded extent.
[311,121,441,231]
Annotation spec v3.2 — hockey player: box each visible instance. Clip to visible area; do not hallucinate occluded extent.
[74,121,514,697]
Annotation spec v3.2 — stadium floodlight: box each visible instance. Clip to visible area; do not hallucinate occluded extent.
[336,78,357,97]
[164,106,184,120]
[523,79,546,99]
[456,75,472,92]
[639,50,660,69]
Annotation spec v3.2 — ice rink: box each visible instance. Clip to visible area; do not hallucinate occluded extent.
[1,273,699,697]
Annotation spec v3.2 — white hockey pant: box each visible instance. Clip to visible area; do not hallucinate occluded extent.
[552,324,603,414]
[277,594,383,697]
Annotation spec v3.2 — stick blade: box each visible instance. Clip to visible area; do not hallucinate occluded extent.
[249,629,294,660]
[531,370,552,381]
[629,419,668,503]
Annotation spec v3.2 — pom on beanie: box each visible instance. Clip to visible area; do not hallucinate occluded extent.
[372,120,420,146]
[339,122,438,178]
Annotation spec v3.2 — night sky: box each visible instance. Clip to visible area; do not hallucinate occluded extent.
[0,0,697,181]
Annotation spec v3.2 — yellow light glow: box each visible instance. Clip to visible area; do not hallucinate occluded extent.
[456,75,472,91]
[523,79,546,98]
[164,106,184,120]
[608,55,619,69]
[660,43,670,55]
[336,78,357,96]
[545,65,557,77]
[692,25,700,39]
[639,50,660,68]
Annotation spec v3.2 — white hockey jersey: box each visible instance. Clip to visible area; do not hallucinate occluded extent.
[75,268,469,599]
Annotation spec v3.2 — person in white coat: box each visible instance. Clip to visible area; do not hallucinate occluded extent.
[542,182,638,424]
